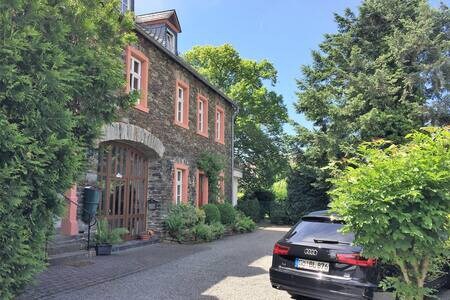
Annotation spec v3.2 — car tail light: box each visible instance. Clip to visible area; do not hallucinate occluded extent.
[273,243,290,255]
[336,253,376,267]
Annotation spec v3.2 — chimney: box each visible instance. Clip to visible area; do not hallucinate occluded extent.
[136,10,182,55]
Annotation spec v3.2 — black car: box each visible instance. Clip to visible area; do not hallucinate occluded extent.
[270,210,449,300]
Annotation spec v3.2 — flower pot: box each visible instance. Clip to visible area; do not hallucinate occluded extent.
[139,233,150,241]
[96,244,112,256]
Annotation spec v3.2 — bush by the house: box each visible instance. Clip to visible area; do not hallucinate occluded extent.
[217,202,236,225]
[270,201,289,224]
[192,222,225,242]
[202,203,221,224]
[165,204,202,241]
[237,196,261,222]
[233,211,256,233]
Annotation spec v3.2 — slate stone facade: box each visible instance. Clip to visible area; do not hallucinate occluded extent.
[84,24,236,235]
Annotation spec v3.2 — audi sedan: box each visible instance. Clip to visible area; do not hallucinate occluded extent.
[270,210,378,299]
[270,210,449,299]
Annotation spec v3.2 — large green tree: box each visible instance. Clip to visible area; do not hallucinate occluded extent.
[330,128,450,299]
[0,1,135,298]
[288,0,449,217]
[184,44,288,193]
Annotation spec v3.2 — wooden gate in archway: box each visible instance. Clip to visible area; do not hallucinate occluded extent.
[97,142,148,239]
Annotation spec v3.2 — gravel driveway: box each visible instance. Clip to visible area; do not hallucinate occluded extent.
[23,225,449,300]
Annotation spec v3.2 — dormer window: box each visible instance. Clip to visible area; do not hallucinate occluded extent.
[120,0,133,13]
[166,30,175,53]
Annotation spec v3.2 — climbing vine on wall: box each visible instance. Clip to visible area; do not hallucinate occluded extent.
[197,152,225,203]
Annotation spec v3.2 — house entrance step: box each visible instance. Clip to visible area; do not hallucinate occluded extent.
[48,249,95,265]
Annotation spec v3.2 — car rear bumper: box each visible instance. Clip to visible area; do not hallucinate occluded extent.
[270,266,377,300]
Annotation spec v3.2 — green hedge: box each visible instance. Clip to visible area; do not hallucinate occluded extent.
[217,203,236,225]
[237,197,261,222]
[202,204,221,224]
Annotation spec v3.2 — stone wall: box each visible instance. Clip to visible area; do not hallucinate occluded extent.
[114,32,234,233]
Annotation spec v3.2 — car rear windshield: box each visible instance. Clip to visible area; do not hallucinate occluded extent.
[286,217,354,244]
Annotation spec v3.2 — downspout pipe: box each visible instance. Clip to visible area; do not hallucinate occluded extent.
[231,104,239,206]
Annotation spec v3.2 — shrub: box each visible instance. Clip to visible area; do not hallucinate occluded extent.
[210,222,225,239]
[94,219,128,245]
[165,204,201,241]
[192,223,214,242]
[237,196,260,222]
[217,202,236,225]
[202,204,221,224]
[195,207,206,224]
[192,222,225,242]
[234,212,257,233]
[272,179,288,201]
[330,128,450,300]
[269,201,289,224]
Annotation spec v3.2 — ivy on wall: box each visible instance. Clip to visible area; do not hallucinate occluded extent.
[197,152,225,203]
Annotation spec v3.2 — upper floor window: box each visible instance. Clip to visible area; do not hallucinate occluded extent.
[173,163,189,204]
[125,46,149,113]
[130,57,141,91]
[120,0,133,14]
[174,80,189,128]
[215,106,225,144]
[197,95,208,137]
[166,30,175,53]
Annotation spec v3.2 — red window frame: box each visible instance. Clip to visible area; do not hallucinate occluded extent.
[197,94,209,137]
[173,163,189,204]
[174,80,190,129]
[125,46,149,113]
[215,105,225,144]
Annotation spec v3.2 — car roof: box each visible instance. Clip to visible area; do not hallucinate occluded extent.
[303,210,341,220]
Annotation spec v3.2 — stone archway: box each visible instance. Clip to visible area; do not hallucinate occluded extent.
[97,122,165,159]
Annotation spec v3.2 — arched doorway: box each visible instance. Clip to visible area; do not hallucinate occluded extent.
[97,142,148,239]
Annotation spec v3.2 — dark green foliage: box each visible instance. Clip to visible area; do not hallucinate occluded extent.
[233,211,257,233]
[253,190,275,219]
[192,222,225,242]
[94,219,128,245]
[0,1,134,297]
[217,202,236,225]
[237,196,261,222]
[197,152,225,203]
[165,204,202,242]
[269,201,289,225]
[286,165,329,223]
[290,0,449,221]
[202,204,221,224]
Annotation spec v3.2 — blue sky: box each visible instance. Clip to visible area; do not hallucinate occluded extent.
[135,0,445,132]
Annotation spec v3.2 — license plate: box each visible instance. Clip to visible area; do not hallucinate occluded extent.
[295,258,329,272]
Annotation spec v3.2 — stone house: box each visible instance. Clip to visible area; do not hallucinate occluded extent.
[59,5,240,240]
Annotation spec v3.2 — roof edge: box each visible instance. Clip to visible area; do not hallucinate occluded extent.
[134,24,238,110]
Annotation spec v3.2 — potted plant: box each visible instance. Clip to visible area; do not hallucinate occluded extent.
[138,229,155,241]
[94,219,128,255]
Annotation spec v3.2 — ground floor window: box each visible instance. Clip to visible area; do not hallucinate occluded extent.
[173,163,189,204]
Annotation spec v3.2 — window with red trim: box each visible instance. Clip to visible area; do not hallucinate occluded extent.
[215,106,225,144]
[174,80,189,128]
[173,163,189,204]
[125,46,149,113]
[197,95,208,137]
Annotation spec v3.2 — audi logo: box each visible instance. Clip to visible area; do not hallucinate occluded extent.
[304,248,318,256]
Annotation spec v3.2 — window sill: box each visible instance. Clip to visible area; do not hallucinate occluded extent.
[215,139,225,145]
[134,104,149,113]
[174,121,189,129]
[196,130,209,138]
